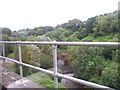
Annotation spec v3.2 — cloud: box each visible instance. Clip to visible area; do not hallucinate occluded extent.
[0,0,119,31]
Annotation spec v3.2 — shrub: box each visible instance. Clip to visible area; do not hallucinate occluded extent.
[27,72,66,90]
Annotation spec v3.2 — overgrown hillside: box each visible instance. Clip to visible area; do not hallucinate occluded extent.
[0,10,119,89]
[15,10,118,42]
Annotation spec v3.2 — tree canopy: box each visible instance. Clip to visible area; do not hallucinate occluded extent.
[1,10,119,89]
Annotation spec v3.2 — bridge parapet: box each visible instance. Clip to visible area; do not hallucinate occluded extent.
[1,62,45,89]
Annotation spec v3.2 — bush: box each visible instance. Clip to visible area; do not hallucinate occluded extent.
[101,61,119,89]
[81,35,94,41]
[27,72,66,90]
[39,58,53,69]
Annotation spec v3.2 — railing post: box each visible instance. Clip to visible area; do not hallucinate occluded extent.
[18,43,23,81]
[2,44,5,63]
[52,41,58,90]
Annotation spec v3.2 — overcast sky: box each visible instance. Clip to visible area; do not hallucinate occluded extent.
[0,0,119,31]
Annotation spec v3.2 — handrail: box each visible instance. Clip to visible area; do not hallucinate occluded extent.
[0,41,119,47]
[0,41,119,90]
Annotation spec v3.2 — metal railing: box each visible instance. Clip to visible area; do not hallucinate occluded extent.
[0,41,119,90]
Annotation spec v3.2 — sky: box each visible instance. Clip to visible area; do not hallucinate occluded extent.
[0,0,119,31]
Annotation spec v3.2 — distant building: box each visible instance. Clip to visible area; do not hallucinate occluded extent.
[11,31,18,37]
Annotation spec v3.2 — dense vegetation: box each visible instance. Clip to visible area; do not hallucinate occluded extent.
[0,10,119,89]
[27,72,66,90]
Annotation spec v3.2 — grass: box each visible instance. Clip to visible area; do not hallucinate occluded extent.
[3,62,16,72]
[26,72,66,90]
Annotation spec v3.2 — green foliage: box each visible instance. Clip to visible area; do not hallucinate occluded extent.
[56,19,83,31]
[112,49,119,62]
[21,45,32,63]
[89,75,102,84]
[27,72,66,90]
[48,68,62,82]
[81,35,94,41]
[12,10,118,42]
[63,30,73,37]
[13,44,53,76]
[13,45,34,76]
[46,28,67,41]
[85,16,97,33]
[70,47,105,80]
[93,12,118,37]
[3,10,119,89]
[3,61,16,72]
[1,35,14,56]
[26,35,37,41]
[38,54,53,69]
[101,48,117,60]
[78,28,88,39]
[0,27,12,36]
[101,61,119,88]
[93,34,118,42]
[69,46,119,89]
[28,26,54,36]
[8,53,15,59]
[66,31,79,41]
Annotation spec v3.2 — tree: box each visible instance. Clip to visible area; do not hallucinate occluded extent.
[101,61,119,89]
[78,28,88,39]
[2,35,14,56]
[93,12,118,37]
[85,16,97,33]
[13,44,53,76]
[69,46,119,89]
[55,19,83,32]
[46,28,66,41]
[69,47,103,80]
[0,27,12,36]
